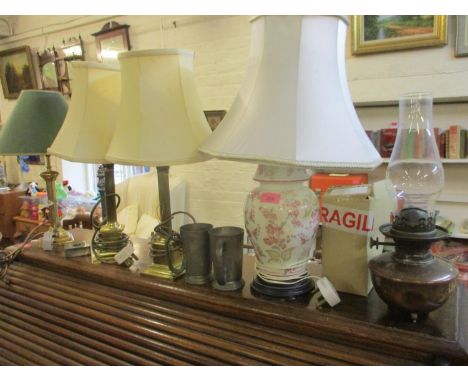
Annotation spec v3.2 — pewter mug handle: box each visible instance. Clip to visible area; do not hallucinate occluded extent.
[166,235,185,276]
[215,240,226,285]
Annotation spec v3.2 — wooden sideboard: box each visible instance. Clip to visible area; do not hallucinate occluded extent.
[13,216,51,237]
[0,190,24,240]
[0,236,466,365]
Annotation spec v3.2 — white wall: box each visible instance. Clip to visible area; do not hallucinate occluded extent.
[0,15,467,230]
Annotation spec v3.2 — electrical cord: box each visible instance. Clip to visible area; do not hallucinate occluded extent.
[255,259,313,285]
[0,220,48,283]
[149,211,196,274]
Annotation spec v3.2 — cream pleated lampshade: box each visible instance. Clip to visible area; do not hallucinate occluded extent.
[105,49,211,166]
[48,61,120,163]
[200,16,382,172]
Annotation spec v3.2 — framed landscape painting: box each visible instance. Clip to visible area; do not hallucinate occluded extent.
[351,16,448,55]
[455,16,468,57]
[0,46,38,99]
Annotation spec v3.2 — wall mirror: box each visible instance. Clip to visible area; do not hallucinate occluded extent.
[92,21,131,64]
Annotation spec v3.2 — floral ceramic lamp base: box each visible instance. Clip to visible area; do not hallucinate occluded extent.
[245,164,320,298]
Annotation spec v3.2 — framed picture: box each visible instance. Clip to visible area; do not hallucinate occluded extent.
[204,110,226,131]
[0,46,38,99]
[20,155,44,165]
[455,16,468,57]
[351,16,448,55]
[92,22,131,64]
[37,49,59,91]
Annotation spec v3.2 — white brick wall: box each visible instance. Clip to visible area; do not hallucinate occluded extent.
[170,159,257,227]
[0,15,256,228]
[1,15,468,229]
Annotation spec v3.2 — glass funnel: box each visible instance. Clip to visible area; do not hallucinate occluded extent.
[386,92,444,211]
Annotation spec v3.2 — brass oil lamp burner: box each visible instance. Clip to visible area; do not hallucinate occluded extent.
[369,92,458,321]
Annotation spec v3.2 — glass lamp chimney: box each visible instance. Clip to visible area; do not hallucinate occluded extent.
[386,92,444,211]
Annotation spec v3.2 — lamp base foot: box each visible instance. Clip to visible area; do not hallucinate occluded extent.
[142,262,185,280]
[92,231,129,264]
[250,276,315,299]
[52,228,74,246]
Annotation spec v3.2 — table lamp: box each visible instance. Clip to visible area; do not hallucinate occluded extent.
[200,16,382,298]
[106,49,212,278]
[48,61,129,263]
[0,90,73,245]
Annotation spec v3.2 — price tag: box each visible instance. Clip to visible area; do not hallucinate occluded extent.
[42,231,53,251]
[114,243,134,265]
[259,192,281,204]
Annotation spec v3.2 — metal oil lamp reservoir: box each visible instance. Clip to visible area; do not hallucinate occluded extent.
[369,208,458,320]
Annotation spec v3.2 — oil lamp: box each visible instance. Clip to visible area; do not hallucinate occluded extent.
[369,92,458,320]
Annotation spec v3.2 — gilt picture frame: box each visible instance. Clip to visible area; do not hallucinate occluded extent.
[351,15,448,55]
[0,46,38,99]
[455,16,468,57]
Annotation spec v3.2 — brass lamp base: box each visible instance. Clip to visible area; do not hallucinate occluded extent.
[92,221,129,264]
[51,227,74,246]
[142,261,184,280]
[143,234,185,280]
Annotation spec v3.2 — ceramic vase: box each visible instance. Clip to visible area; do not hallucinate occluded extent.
[245,164,320,283]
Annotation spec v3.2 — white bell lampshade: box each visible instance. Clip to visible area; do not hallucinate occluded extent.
[106,49,211,166]
[200,16,382,298]
[48,61,120,163]
[200,16,381,171]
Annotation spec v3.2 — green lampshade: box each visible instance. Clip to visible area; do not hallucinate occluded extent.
[0,90,68,155]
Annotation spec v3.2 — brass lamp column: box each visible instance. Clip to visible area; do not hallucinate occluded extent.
[92,163,129,262]
[106,49,212,279]
[0,90,71,247]
[146,165,184,279]
[157,166,172,231]
[48,61,128,263]
[41,154,73,245]
[96,165,108,223]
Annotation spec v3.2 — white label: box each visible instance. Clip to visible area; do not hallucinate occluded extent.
[328,185,370,196]
[114,243,134,264]
[321,203,374,236]
[42,232,53,251]
[129,251,153,273]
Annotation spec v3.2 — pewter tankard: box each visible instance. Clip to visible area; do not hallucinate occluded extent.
[209,226,244,291]
[180,223,213,284]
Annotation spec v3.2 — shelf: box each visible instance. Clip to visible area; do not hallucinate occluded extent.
[438,193,468,204]
[381,158,468,164]
[451,232,468,239]
[355,96,468,108]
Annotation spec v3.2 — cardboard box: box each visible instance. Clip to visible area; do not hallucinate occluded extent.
[309,173,368,222]
[320,181,394,296]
